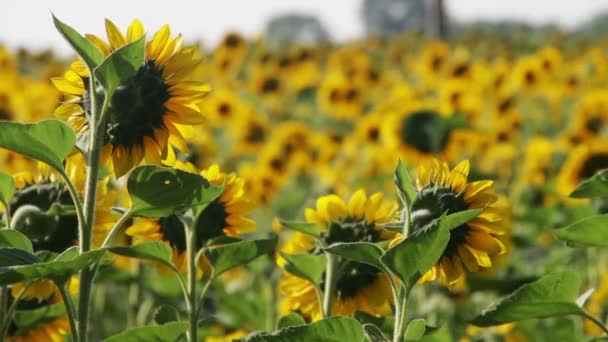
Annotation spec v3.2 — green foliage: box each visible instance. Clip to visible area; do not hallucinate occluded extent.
[108,241,174,270]
[52,15,103,70]
[94,36,145,96]
[394,160,416,208]
[280,252,326,285]
[0,248,105,284]
[404,319,426,341]
[127,165,223,218]
[277,313,306,329]
[238,317,364,342]
[354,311,395,335]
[0,171,15,212]
[102,321,189,342]
[570,169,608,198]
[12,302,66,334]
[0,230,33,252]
[204,236,277,276]
[325,241,386,271]
[381,216,450,289]
[0,120,76,172]
[471,271,584,326]
[363,323,390,342]
[443,209,483,231]
[280,220,320,237]
[553,214,608,247]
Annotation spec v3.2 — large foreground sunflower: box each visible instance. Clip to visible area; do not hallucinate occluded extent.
[126,163,256,273]
[52,19,209,176]
[391,159,509,289]
[278,190,398,321]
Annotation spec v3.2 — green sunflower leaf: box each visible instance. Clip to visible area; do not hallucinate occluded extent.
[553,214,608,247]
[52,14,103,70]
[0,230,33,252]
[280,251,326,285]
[470,271,584,326]
[380,215,450,290]
[444,208,484,230]
[94,35,145,96]
[102,321,189,342]
[0,120,76,172]
[108,241,174,269]
[0,171,15,212]
[205,236,277,277]
[404,318,426,341]
[127,165,224,218]
[394,160,416,209]
[237,317,364,342]
[280,220,321,237]
[13,301,66,333]
[151,304,181,325]
[325,242,386,272]
[354,311,395,335]
[570,169,608,199]
[277,312,306,329]
[363,323,390,342]
[0,249,105,285]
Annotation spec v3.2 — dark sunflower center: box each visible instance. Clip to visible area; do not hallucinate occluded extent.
[399,110,451,154]
[159,200,229,252]
[367,127,380,142]
[9,182,78,253]
[316,220,383,300]
[261,78,280,94]
[524,70,536,85]
[585,116,603,134]
[579,153,608,180]
[105,60,170,148]
[245,123,266,143]
[410,185,469,257]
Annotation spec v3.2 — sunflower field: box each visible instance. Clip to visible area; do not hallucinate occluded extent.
[0,11,607,342]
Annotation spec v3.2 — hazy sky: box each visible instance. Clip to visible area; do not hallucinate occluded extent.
[1,0,608,55]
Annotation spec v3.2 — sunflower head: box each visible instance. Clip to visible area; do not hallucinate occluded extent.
[279,190,398,320]
[52,19,209,177]
[393,159,509,289]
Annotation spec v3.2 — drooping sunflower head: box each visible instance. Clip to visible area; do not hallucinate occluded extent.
[279,190,398,321]
[557,140,608,198]
[126,163,256,273]
[52,19,209,177]
[393,159,509,289]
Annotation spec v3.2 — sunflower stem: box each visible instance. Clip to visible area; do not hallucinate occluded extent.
[58,169,86,246]
[2,202,11,229]
[186,224,199,342]
[58,283,80,342]
[0,282,31,340]
[322,252,337,318]
[393,289,408,342]
[195,272,214,320]
[100,210,133,248]
[78,80,110,342]
[583,310,608,335]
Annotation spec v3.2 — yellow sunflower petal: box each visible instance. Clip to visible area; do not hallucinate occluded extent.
[104,19,127,50]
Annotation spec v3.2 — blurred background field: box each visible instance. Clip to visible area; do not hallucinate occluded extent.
[1,1,608,341]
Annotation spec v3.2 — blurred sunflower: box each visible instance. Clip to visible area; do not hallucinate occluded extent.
[126,163,256,273]
[278,190,398,321]
[52,19,209,176]
[5,311,70,342]
[584,271,608,336]
[391,159,509,289]
[557,139,608,197]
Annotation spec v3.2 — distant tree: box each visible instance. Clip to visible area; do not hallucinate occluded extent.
[265,14,330,50]
[362,0,426,36]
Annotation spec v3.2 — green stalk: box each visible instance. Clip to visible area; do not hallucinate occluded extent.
[0,211,10,321]
[186,224,198,342]
[393,290,408,342]
[58,284,80,342]
[100,211,133,248]
[583,310,608,336]
[2,201,11,229]
[78,78,109,342]
[322,253,337,318]
[1,283,31,340]
[195,273,214,320]
[58,170,85,246]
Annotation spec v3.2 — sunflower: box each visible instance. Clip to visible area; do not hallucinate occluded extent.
[6,155,118,300]
[200,87,246,128]
[385,108,466,164]
[6,313,70,342]
[317,72,365,119]
[556,139,608,197]
[278,190,398,321]
[571,90,608,139]
[391,159,509,289]
[513,136,556,208]
[52,19,209,177]
[126,163,256,273]
[229,108,270,157]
